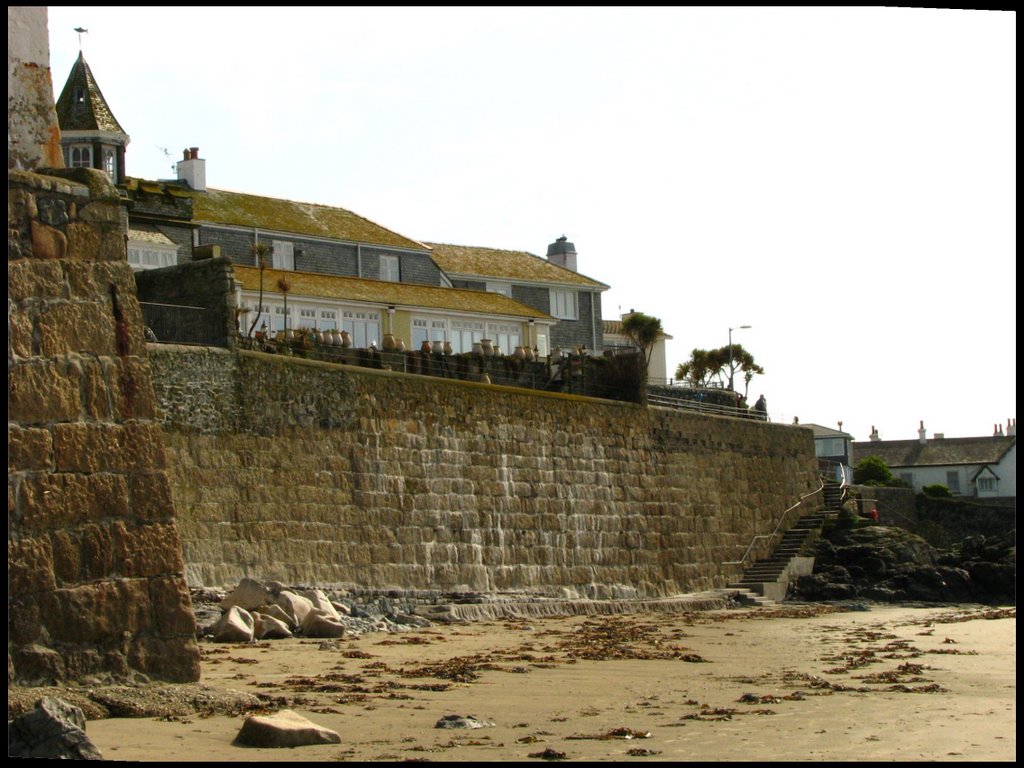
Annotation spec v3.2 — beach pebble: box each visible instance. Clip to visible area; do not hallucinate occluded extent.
[434,714,494,729]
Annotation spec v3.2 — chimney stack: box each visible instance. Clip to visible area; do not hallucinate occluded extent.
[546,235,577,272]
[869,425,880,442]
[1008,418,1016,437]
[176,146,206,191]
[918,420,927,444]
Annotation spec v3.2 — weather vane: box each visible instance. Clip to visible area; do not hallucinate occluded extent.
[74,27,88,49]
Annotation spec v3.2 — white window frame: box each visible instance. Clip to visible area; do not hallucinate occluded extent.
[102,148,115,179]
[550,288,578,320]
[126,241,178,270]
[486,282,512,297]
[318,309,338,330]
[487,321,521,356]
[342,309,381,349]
[271,240,295,270]
[380,254,400,282]
[70,144,92,169]
[450,319,486,354]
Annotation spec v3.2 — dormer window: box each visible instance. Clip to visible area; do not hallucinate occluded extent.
[74,87,86,104]
[70,145,92,168]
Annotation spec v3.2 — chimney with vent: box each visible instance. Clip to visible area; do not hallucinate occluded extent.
[869,425,880,442]
[176,146,206,191]
[918,420,927,444]
[546,235,577,272]
[1007,418,1016,437]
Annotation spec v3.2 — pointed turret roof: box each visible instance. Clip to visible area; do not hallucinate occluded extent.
[55,51,126,134]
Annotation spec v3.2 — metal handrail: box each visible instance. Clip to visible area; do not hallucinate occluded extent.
[722,476,825,567]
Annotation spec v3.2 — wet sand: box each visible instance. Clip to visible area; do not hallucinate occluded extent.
[82,603,1014,762]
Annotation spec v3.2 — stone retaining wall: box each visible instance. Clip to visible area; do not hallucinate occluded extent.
[8,169,200,685]
[149,347,822,597]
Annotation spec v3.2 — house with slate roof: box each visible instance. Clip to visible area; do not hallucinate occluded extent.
[853,420,1016,498]
[426,239,609,357]
[53,52,621,358]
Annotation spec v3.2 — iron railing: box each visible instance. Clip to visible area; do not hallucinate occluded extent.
[140,302,225,347]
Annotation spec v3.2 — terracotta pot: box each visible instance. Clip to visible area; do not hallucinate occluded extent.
[421,339,432,354]
[480,339,494,356]
[382,333,397,352]
[340,330,352,348]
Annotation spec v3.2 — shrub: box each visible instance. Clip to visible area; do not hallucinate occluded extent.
[854,455,893,486]
[921,484,952,498]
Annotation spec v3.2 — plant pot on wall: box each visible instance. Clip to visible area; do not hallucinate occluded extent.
[382,333,397,352]
[340,330,352,348]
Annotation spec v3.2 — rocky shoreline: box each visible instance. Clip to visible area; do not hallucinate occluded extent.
[791,517,1015,605]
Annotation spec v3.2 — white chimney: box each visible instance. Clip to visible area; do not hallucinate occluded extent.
[546,235,577,272]
[176,146,206,191]
[1008,418,1016,437]
[918,420,927,444]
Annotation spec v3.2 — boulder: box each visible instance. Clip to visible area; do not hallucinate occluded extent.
[233,709,341,748]
[8,697,103,759]
[256,603,294,626]
[300,589,341,621]
[273,590,315,628]
[212,605,255,643]
[301,608,346,638]
[220,578,273,612]
[253,612,293,640]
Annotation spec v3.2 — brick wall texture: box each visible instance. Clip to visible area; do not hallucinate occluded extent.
[147,346,822,597]
[8,168,200,685]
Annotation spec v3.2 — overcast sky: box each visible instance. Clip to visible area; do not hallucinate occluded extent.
[46,7,1016,441]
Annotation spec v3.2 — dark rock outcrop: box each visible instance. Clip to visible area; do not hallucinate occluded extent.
[792,520,1015,604]
[8,697,103,760]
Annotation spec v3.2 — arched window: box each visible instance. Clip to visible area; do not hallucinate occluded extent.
[103,148,116,179]
[70,145,92,168]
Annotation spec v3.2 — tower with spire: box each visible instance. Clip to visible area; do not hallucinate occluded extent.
[54,51,130,184]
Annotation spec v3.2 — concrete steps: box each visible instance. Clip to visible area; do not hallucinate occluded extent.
[727,510,833,601]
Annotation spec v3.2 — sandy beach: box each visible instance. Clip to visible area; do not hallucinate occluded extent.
[48,603,1018,762]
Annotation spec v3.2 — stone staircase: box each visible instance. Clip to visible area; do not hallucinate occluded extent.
[725,480,844,606]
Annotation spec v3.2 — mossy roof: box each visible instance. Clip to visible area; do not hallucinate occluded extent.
[233,265,552,320]
[425,242,609,290]
[850,436,1016,468]
[127,224,176,246]
[180,186,428,251]
[55,52,126,134]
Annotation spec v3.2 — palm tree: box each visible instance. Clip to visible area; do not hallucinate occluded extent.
[246,242,272,338]
[276,276,292,337]
[620,312,663,369]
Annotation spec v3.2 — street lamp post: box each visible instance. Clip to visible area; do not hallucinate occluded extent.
[728,325,752,393]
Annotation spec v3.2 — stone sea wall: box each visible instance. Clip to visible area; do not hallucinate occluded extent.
[149,347,822,598]
[8,169,200,685]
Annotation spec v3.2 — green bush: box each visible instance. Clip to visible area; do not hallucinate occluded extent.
[853,455,893,485]
[921,484,952,498]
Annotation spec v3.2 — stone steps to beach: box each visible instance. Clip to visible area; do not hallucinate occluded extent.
[727,510,834,600]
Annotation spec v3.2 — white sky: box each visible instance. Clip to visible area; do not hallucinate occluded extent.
[46,7,1016,441]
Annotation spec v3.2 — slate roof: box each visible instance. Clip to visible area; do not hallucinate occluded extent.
[127,224,176,246]
[425,242,608,289]
[55,52,126,134]
[174,186,428,251]
[233,265,552,320]
[852,436,1016,468]
[802,423,854,440]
